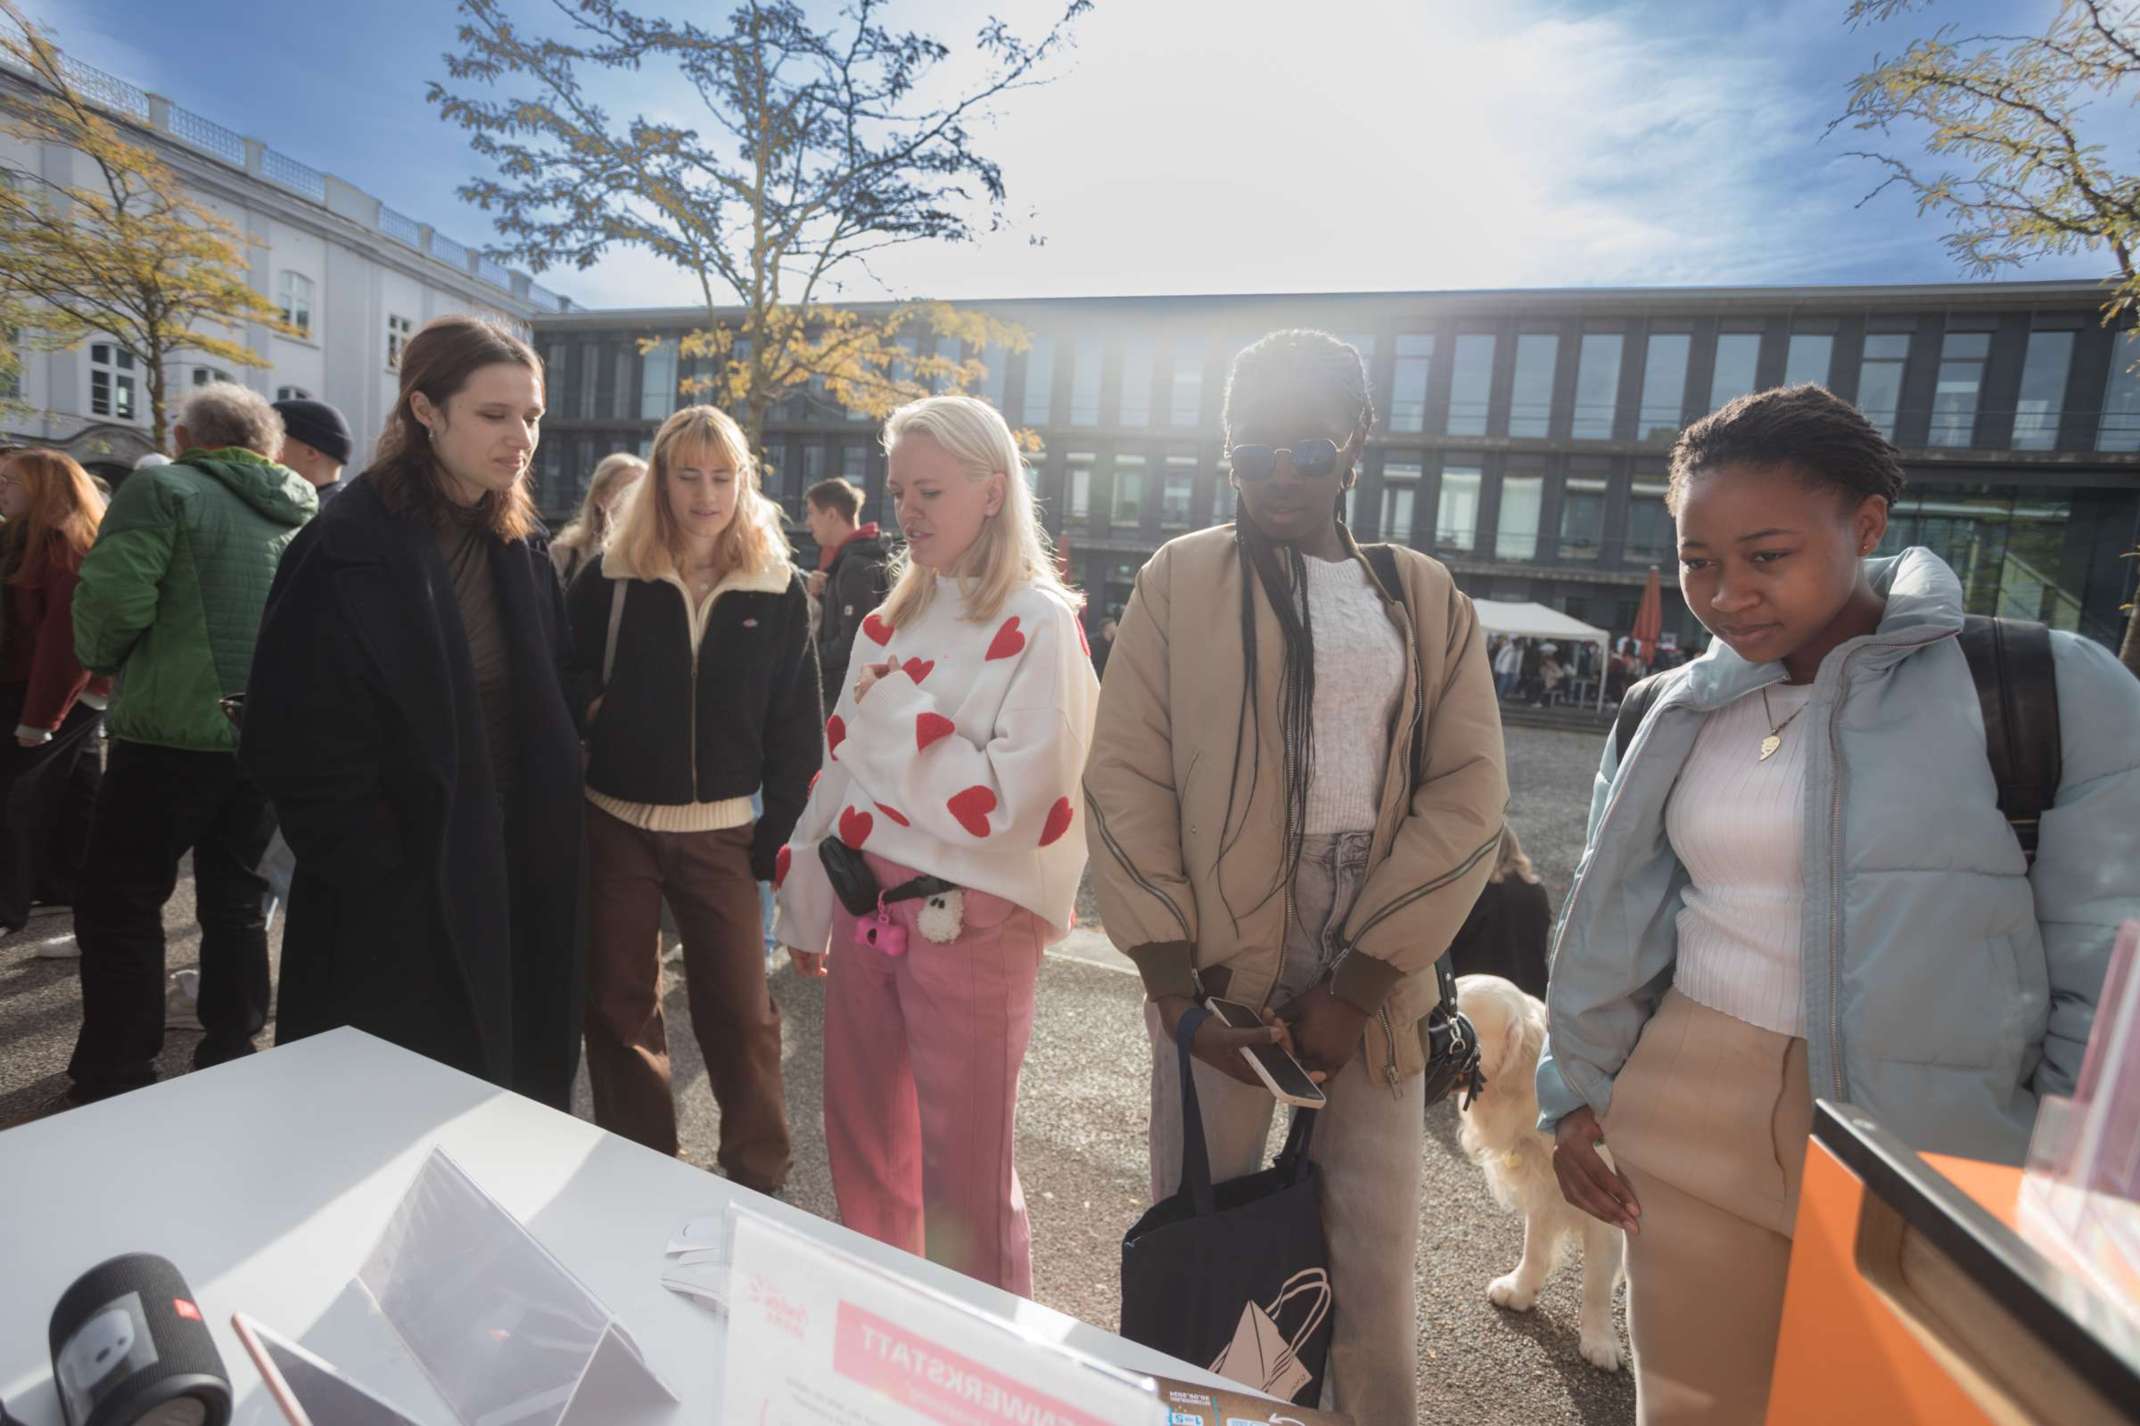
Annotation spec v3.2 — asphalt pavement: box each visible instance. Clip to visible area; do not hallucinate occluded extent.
[0,723,1631,1425]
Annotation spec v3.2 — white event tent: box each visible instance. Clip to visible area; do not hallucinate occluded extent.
[1473,600,1613,710]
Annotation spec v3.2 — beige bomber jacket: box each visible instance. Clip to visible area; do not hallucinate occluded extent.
[1082,525,1509,1086]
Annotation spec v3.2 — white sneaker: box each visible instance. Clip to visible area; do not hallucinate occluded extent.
[32,933,79,959]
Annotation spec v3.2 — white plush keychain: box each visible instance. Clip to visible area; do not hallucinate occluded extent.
[916,889,965,943]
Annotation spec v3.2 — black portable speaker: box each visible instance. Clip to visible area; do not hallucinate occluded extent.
[47,1254,231,1426]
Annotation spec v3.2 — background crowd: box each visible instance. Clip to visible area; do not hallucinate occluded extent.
[2,312,2132,1426]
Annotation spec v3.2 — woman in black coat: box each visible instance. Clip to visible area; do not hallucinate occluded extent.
[1446,825,1554,999]
[241,316,583,1107]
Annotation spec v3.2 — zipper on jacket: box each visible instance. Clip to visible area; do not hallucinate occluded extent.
[1378,1002,1400,1098]
[1820,629,1949,1104]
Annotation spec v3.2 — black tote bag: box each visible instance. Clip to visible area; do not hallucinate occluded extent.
[1119,1006,1334,1407]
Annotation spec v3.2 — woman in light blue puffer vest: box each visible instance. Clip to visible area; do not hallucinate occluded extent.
[1536,384,2140,1425]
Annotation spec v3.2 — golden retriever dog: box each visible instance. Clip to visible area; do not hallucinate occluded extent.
[1454,973,1626,1371]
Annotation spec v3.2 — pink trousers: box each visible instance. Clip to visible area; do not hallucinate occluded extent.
[823,855,1047,1296]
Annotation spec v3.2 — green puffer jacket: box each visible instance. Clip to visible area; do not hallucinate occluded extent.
[73,447,317,752]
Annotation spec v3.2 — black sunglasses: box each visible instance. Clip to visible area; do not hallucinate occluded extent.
[1226,438,1345,483]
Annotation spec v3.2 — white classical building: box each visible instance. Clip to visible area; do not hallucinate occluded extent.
[0,53,574,482]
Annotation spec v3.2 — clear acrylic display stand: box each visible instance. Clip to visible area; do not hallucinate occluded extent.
[356,1148,678,1426]
[2018,919,2140,1323]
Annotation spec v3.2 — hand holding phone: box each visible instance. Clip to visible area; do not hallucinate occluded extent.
[1207,997,1329,1108]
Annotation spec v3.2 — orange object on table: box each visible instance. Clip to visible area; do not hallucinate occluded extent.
[1765,1104,2137,1426]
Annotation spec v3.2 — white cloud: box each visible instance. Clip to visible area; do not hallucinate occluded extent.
[563,0,1969,308]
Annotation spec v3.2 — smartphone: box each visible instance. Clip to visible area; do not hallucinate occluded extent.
[1206,998,1328,1109]
[231,1313,425,1426]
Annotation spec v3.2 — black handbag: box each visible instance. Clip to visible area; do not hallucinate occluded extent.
[1119,1006,1334,1407]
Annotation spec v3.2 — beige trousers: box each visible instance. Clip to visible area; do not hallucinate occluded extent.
[1605,989,1814,1426]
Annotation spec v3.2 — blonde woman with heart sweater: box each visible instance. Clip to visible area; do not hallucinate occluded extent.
[776,395,1098,1295]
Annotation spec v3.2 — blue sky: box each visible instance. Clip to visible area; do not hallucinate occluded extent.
[26,0,2121,309]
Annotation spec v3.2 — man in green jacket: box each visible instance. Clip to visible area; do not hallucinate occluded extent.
[66,381,317,1102]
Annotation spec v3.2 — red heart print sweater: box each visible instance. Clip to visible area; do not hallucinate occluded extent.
[775,578,1100,953]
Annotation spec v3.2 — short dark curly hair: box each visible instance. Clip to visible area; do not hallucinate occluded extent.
[1667,383,1906,516]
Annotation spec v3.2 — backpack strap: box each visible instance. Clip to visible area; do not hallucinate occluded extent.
[602,578,628,687]
[1612,672,1671,768]
[1361,544,1426,788]
[1956,615,2062,866]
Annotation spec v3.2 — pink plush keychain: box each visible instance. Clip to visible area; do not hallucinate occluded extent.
[856,892,909,957]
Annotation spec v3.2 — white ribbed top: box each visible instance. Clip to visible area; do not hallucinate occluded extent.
[1303,556,1405,835]
[1665,681,1815,1038]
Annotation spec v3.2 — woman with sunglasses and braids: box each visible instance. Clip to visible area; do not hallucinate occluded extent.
[1085,329,1507,1424]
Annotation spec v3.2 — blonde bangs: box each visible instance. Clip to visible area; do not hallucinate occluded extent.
[609,405,789,580]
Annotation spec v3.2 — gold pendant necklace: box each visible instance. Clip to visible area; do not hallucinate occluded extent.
[1758,685,1808,762]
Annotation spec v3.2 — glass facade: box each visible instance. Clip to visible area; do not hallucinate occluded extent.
[2012,329,2074,451]
[1710,332,1760,410]
[1064,453,1093,519]
[1111,454,1145,525]
[1929,331,1991,448]
[1069,336,1103,426]
[530,288,2140,657]
[1022,338,1054,424]
[1382,460,1421,543]
[1436,463,1480,550]
[1859,333,1910,439]
[1497,474,1542,562]
[1638,333,1690,441]
[1120,339,1154,426]
[1881,483,2125,640]
[2102,341,2140,453]
[1162,454,1195,527]
[1784,332,1833,388]
[1448,334,1495,437]
[1572,333,1622,439]
[1559,476,1606,560]
[640,339,677,421]
[1390,334,1433,433]
[1170,350,1203,427]
[1509,334,1558,438]
[1626,479,1672,565]
[980,342,1008,412]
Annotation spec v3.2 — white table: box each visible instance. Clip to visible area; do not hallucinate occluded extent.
[0,1028,1211,1424]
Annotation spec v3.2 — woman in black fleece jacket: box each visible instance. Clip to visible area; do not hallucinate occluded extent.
[565,404,821,1189]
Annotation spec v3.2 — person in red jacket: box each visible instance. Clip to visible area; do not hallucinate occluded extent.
[0,448,108,932]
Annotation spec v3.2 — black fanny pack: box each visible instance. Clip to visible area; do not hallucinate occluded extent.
[817,837,957,918]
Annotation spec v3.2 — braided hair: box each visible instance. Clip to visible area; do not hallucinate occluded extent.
[1212,330,1374,924]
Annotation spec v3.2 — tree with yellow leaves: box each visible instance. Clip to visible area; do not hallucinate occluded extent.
[431,0,1090,461]
[1839,0,2140,670]
[0,1,288,451]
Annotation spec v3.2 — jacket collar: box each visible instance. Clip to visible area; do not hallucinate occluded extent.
[598,539,791,598]
[1669,546,1967,710]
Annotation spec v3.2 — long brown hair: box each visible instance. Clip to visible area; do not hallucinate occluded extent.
[1,448,103,584]
[370,315,543,541]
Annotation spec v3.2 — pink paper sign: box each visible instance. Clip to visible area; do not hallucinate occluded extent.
[833,1302,1117,1426]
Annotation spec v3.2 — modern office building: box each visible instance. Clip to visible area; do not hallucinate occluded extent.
[0,53,572,483]
[535,279,2140,651]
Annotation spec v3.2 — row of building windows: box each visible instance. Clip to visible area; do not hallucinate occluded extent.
[548,318,2140,455]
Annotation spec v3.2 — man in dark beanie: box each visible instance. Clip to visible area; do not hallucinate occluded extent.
[271,397,354,501]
